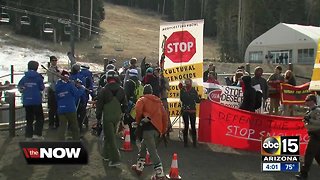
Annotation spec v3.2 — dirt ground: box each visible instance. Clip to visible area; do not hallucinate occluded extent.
[0,117,320,180]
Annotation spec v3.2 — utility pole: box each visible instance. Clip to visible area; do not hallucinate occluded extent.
[78,0,81,40]
[237,0,242,58]
[70,0,75,58]
[184,0,188,20]
[89,0,93,37]
[162,0,166,17]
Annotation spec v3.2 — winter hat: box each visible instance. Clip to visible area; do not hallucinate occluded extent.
[143,84,153,95]
[71,64,81,74]
[128,69,138,77]
[146,67,153,74]
[28,61,39,71]
[61,70,70,77]
[106,64,115,71]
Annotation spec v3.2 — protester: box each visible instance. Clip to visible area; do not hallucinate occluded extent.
[56,70,85,140]
[206,71,220,84]
[124,68,144,143]
[96,70,127,167]
[267,66,284,115]
[283,70,296,116]
[237,65,249,76]
[251,66,268,108]
[179,78,200,147]
[18,61,45,140]
[151,67,161,97]
[47,56,60,129]
[159,69,171,135]
[131,84,168,180]
[203,63,217,82]
[231,70,244,86]
[296,94,320,179]
[239,76,256,112]
[124,58,142,83]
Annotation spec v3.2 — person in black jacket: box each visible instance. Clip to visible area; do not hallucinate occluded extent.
[179,78,200,147]
[239,75,256,112]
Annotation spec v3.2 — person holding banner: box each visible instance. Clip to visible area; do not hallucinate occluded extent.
[239,76,256,112]
[267,66,284,115]
[296,94,320,179]
[179,78,200,147]
[283,70,296,116]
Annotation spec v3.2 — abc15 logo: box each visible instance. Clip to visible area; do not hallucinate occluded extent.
[261,136,299,156]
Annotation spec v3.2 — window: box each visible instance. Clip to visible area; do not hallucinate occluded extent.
[249,51,263,63]
[298,48,314,64]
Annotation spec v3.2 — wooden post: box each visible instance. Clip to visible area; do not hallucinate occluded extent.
[245,63,250,75]
[10,65,14,83]
[288,63,293,72]
[8,92,16,137]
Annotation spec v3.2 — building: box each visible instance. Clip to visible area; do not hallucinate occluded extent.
[244,23,320,65]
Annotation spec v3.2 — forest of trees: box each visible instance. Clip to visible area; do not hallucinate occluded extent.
[1,0,320,62]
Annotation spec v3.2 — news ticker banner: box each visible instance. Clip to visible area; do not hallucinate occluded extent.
[20,141,88,164]
[261,136,300,172]
[160,20,204,117]
[309,39,320,90]
[280,82,315,105]
[198,100,308,155]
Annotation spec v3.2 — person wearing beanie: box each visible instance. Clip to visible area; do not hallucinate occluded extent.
[69,63,87,135]
[239,75,256,112]
[179,78,200,148]
[48,56,60,129]
[124,68,144,144]
[99,64,116,88]
[96,70,127,167]
[132,84,168,180]
[124,57,142,83]
[18,60,45,140]
[55,71,85,141]
[79,64,94,128]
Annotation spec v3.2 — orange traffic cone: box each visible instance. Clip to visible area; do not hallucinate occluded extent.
[119,128,132,151]
[166,153,182,179]
[145,150,152,166]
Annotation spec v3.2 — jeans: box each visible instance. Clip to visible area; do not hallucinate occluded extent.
[25,105,44,138]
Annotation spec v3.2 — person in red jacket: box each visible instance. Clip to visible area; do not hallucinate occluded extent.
[131,84,168,180]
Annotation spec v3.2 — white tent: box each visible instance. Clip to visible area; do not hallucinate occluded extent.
[244,23,320,65]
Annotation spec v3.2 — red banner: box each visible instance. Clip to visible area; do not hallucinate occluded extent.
[280,82,314,104]
[198,100,309,155]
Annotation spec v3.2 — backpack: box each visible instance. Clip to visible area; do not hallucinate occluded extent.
[130,79,144,101]
[255,90,263,110]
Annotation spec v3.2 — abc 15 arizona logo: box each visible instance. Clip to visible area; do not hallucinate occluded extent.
[261,136,300,156]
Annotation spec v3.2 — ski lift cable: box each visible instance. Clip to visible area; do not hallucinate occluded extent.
[2,5,105,32]
[1,5,104,32]
[4,1,102,22]
[1,5,120,42]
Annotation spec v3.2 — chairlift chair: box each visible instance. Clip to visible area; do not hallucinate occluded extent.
[64,24,71,35]
[43,22,54,33]
[20,16,31,25]
[0,13,10,23]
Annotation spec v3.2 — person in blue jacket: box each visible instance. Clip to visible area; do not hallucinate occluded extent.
[18,60,45,140]
[69,64,87,134]
[55,70,85,140]
[80,64,94,128]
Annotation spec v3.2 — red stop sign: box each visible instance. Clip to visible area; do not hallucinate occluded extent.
[165,31,196,63]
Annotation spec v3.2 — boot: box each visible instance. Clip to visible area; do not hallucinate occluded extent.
[151,163,165,180]
[183,129,188,147]
[131,157,145,176]
[191,130,197,148]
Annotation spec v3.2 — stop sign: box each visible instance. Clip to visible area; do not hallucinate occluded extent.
[165,31,196,63]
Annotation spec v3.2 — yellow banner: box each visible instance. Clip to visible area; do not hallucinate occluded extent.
[163,63,203,82]
[310,39,320,90]
[168,101,200,117]
[168,85,204,98]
